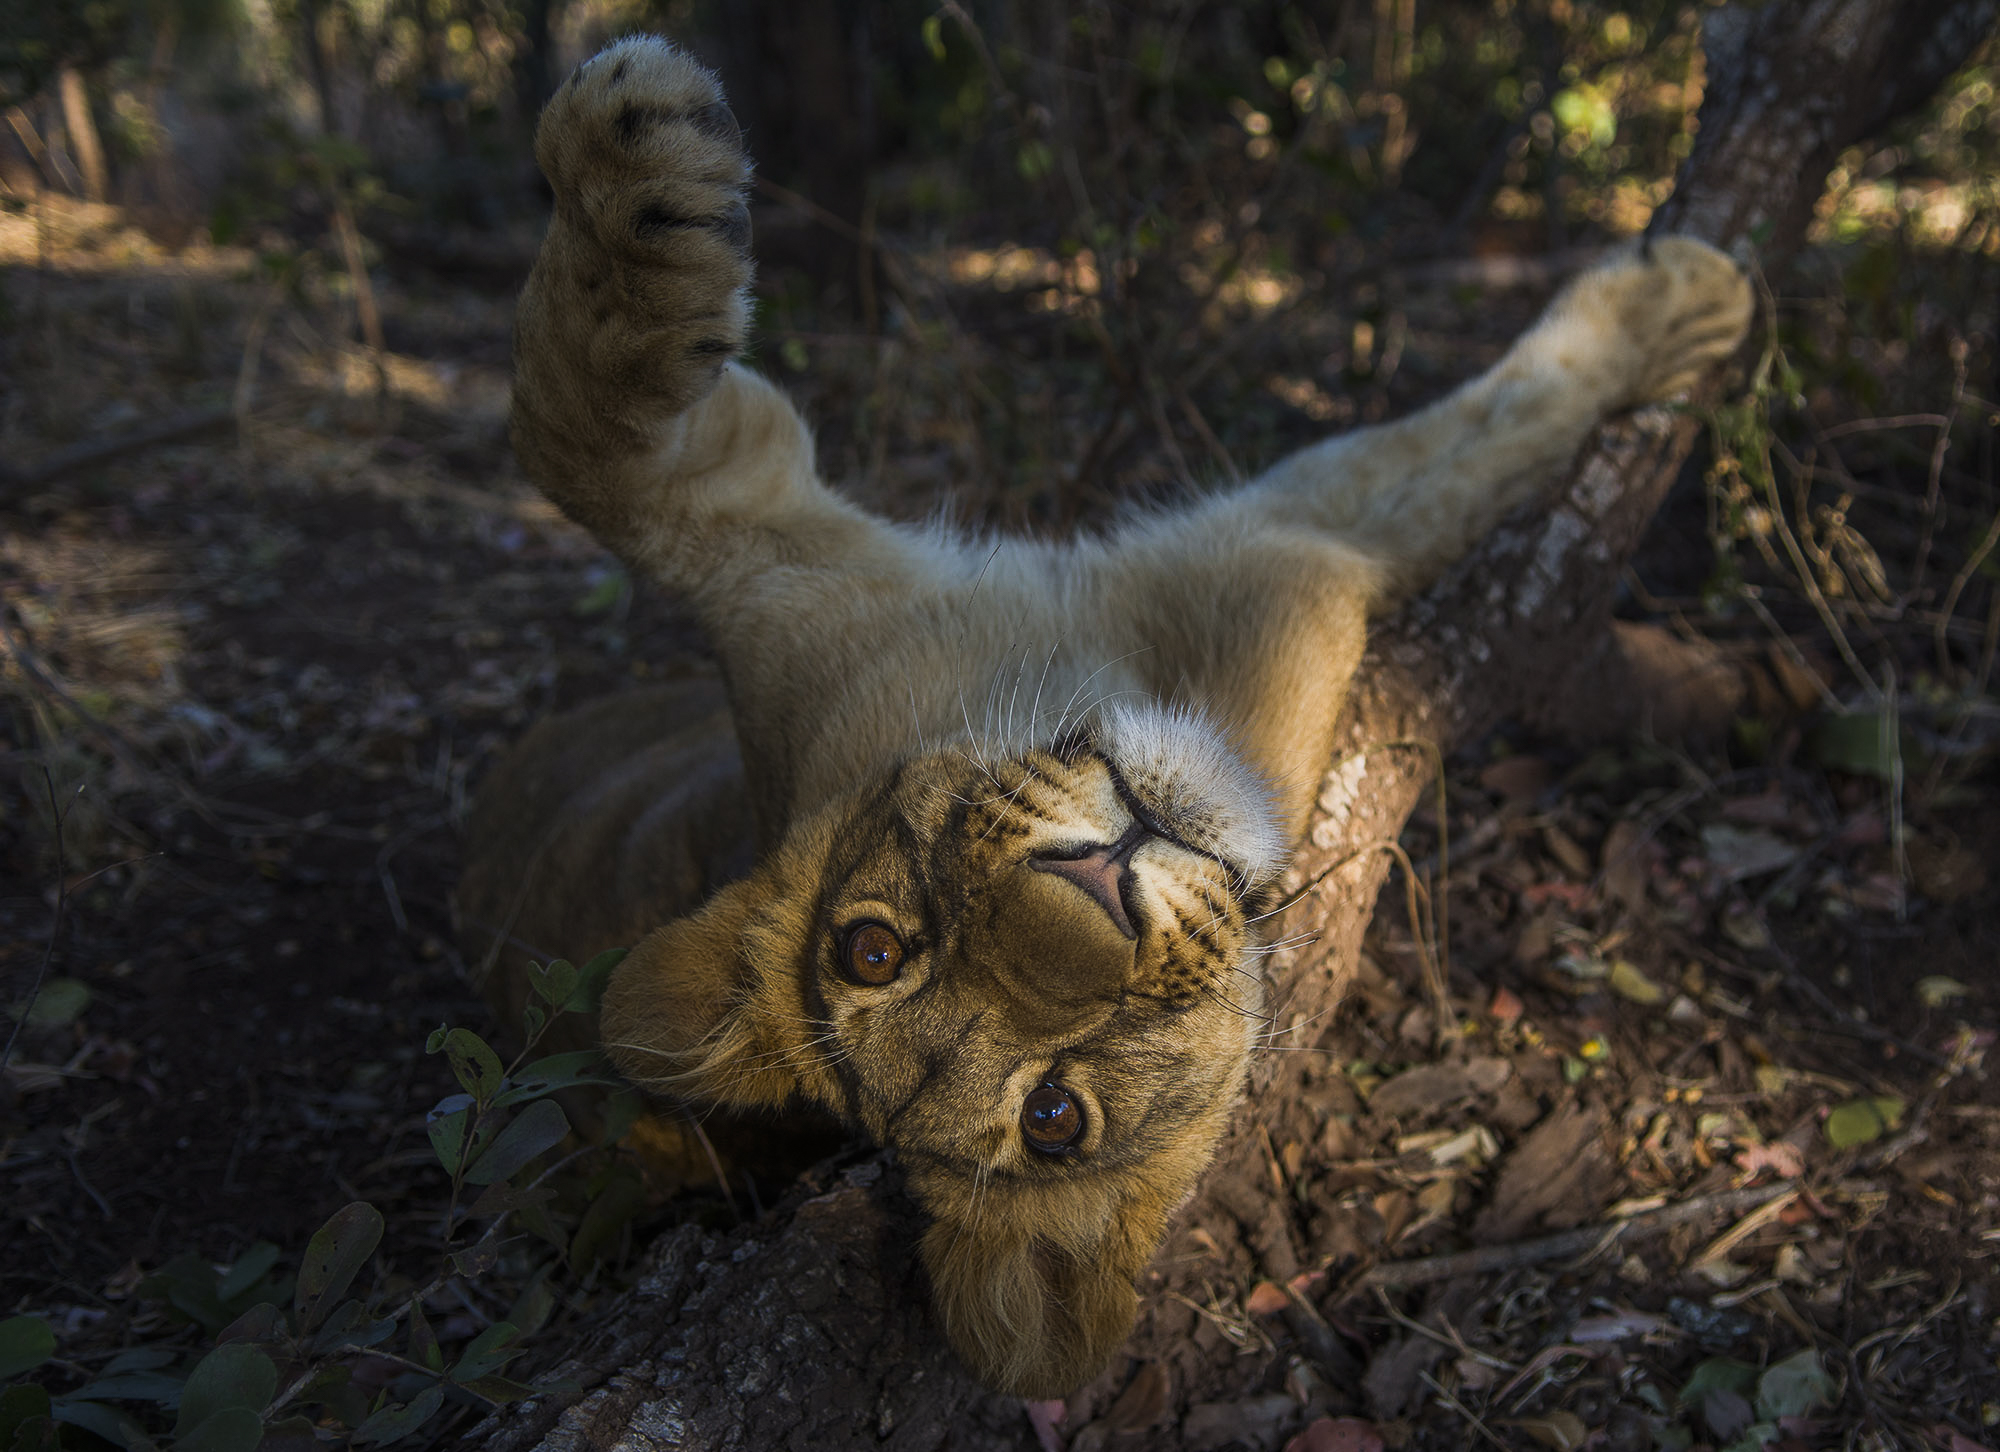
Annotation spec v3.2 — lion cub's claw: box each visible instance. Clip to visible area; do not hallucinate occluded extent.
[531,36,754,405]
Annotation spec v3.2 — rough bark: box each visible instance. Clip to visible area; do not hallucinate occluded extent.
[461,4,1996,1449]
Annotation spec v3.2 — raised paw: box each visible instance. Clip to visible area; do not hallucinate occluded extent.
[527,37,754,412]
[1549,236,1754,407]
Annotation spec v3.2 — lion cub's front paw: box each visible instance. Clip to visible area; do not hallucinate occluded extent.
[532,37,753,407]
[1549,236,1754,407]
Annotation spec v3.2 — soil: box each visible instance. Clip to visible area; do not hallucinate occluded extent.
[2,194,1995,1451]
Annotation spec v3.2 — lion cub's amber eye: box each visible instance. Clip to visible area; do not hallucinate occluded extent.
[842,921,905,985]
[1021,1081,1084,1153]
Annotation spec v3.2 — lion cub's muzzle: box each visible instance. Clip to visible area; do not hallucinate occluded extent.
[1028,820,1149,939]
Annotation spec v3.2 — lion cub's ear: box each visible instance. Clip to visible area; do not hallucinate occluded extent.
[598,869,832,1112]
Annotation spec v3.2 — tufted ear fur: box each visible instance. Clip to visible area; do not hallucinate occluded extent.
[597,864,836,1113]
[915,1170,1176,1400]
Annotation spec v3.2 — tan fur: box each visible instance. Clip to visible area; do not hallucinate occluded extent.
[461,36,1752,1399]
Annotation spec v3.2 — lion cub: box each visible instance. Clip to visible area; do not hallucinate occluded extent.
[460,37,1750,1399]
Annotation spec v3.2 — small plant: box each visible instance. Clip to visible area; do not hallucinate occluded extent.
[0,949,639,1452]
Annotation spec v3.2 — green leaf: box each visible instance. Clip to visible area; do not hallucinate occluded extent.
[0,1386,52,1450]
[568,1166,644,1276]
[426,1098,472,1177]
[525,960,577,1009]
[48,1398,155,1452]
[405,1301,441,1374]
[465,1182,557,1220]
[216,1304,286,1349]
[175,1406,265,1452]
[1679,1358,1759,1405]
[5,1413,60,1452]
[216,1244,282,1305]
[449,1238,499,1279]
[292,1203,383,1332]
[599,1088,643,1147]
[174,1346,276,1437]
[310,1305,396,1356]
[66,1375,182,1406]
[1805,710,1900,780]
[424,1026,448,1054]
[564,949,627,1014]
[448,1323,521,1384]
[522,1004,546,1040]
[0,1317,55,1381]
[100,1351,174,1376]
[570,567,627,618]
[444,1030,504,1104]
[463,1099,570,1186]
[491,1052,619,1108]
[1755,1348,1833,1421]
[19,979,90,1028]
[1825,1095,1906,1149]
[254,1416,317,1452]
[350,1385,443,1446]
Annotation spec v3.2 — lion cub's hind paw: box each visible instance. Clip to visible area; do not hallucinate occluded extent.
[533,38,754,383]
[1627,236,1755,400]
[1569,235,1753,405]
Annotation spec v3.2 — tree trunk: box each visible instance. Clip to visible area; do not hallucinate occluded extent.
[56,68,105,202]
[460,3,1996,1448]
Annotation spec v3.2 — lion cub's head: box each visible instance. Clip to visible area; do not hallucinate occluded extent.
[599,702,1284,1397]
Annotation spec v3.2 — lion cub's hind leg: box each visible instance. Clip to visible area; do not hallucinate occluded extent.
[1525,235,1754,406]
[512,39,755,532]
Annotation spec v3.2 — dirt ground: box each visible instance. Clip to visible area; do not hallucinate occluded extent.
[2,192,1996,1451]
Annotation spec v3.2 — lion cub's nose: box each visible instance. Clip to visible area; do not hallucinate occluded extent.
[1028,822,1147,939]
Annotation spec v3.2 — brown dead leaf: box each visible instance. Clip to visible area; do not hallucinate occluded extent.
[1766,643,1832,712]
[1599,819,1649,911]
[1367,1057,1511,1118]
[1502,1411,1588,1450]
[1098,1361,1171,1434]
[1473,1101,1616,1241]
[1479,754,1551,806]
[1734,1141,1805,1179]
[1182,1394,1297,1452]
[1489,985,1525,1025]
[1907,836,1987,903]
[1247,1281,1292,1316]
[1514,911,1558,965]
[1285,1418,1386,1452]
[1542,824,1593,878]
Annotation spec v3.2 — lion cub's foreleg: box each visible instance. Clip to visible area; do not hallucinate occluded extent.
[512,39,890,608]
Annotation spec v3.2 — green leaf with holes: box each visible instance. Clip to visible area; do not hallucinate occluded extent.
[293,1203,383,1332]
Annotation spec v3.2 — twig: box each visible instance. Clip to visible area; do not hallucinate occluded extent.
[1347,1183,1794,1292]
[1933,499,2000,679]
[1909,343,1968,598]
[0,407,235,491]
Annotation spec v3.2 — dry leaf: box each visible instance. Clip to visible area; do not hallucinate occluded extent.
[1502,1411,1588,1450]
[1247,1281,1291,1316]
[1478,755,1550,806]
[1608,958,1668,1005]
[1489,985,1525,1024]
[1284,1418,1386,1452]
[1599,819,1649,910]
[1700,824,1799,882]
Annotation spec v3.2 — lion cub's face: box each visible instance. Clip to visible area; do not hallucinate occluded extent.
[600,705,1284,1397]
